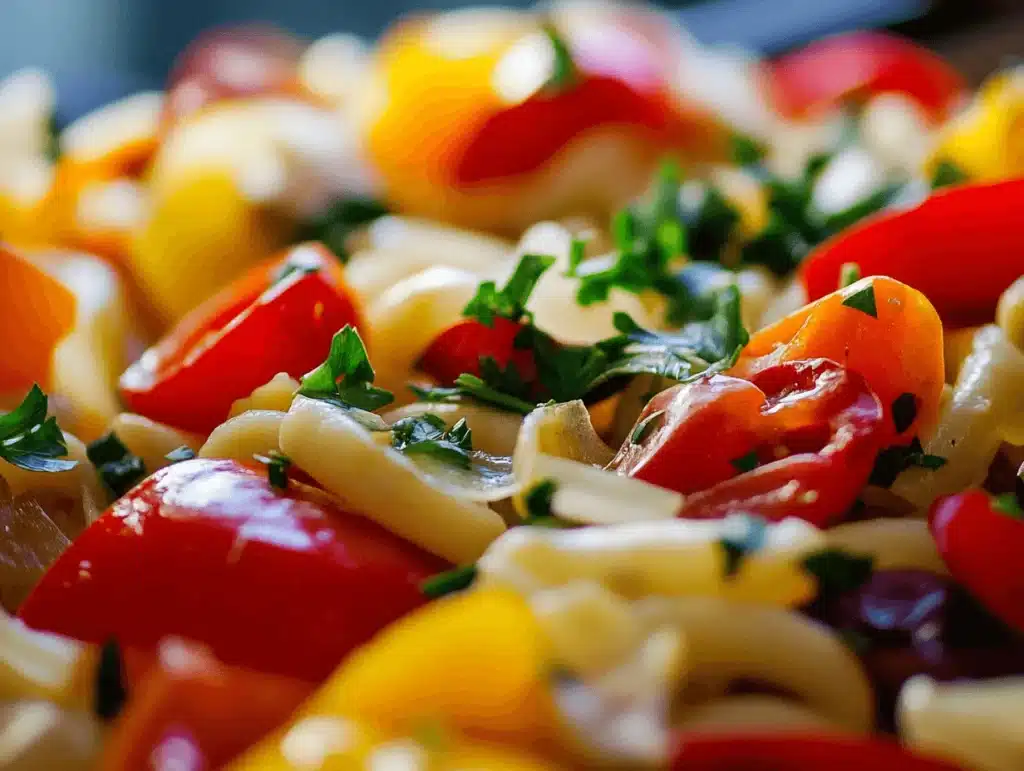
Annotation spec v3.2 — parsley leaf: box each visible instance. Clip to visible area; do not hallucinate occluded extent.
[992,492,1024,518]
[542,24,576,91]
[839,262,861,289]
[630,410,666,445]
[45,112,61,163]
[297,197,389,263]
[392,414,474,469]
[94,639,127,721]
[522,479,572,528]
[86,433,147,499]
[718,514,768,578]
[931,160,970,190]
[463,253,554,326]
[422,564,477,599]
[802,548,874,597]
[841,282,878,318]
[731,133,765,167]
[164,446,196,464]
[0,385,77,473]
[253,450,291,490]
[731,450,759,474]
[891,393,919,434]
[298,325,394,412]
[454,373,536,415]
[869,437,947,488]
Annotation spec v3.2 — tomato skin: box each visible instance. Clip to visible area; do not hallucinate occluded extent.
[669,733,966,771]
[766,30,965,121]
[18,458,446,682]
[800,181,1024,329]
[119,243,363,435]
[929,490,1024,634]
[611,359,885,526]
[418,317,536,386]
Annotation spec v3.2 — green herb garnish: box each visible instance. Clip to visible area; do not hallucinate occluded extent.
[542,24,576,91]
[299,325,394,412]
[841,282,878,318]
[392,414,474,469]
[869,437,947,488]
[45,112,61,163]
[164,446,196,464]
[87,433,147,499]
[94,639,127,721]
[463,253,554,326]
[0,385,77,473]
[992,492,1024,518]
[931,160,970,190]
[730,450,759,474]
[630,410,666,445]
[802,548,874,597]
[731,133,765,167]
[253,450,291,490]
[839,262,861,289]
[297,197,389,263]
[566,238,586,278]
[422,564,478,599]
[718,514,768,578]
[891,393,918,434]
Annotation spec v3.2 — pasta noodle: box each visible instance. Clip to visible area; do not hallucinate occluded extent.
[825,519,948,574]
[674,694,842,733]
[199,410,287,462]
[228,373,300,417]
[109,413,202,473]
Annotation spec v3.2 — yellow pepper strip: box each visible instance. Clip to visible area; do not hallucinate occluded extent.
[926,66,1024,181]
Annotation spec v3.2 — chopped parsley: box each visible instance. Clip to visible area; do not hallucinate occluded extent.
[992,492,1024,518]
[931,160,970,190]
[730,450,760,474]
[891,393,919,434]
[869,437,947,488]
[86,433,147,499]
[802,548,874,598]
[297,197,389,263]
[298,325,394,412]
[731,133,765,167]
[630,410,666,445]
[0,385,77,473]
[94,639,127,721]
[521,478,572,528]
[839,262,861,289]
[841,282,878,318]
[422,564,477,599]
[164,446,196,464]
[718,514,768,578]
[253,451,291,490]
[566,237,587,277]
[392,414,473,469]
[463,253,554,326]
[818,182,903,237]
[542,24,577,91]
[45,112,61,163]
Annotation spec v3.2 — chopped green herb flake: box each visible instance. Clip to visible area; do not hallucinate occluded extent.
[730,450,759,474]
[87,433,147,500]
[802,548,874,598]
[454,373,536,415]
[891,393,919,434]
[992,492,1024,518]
[931,160,970,189]
[869,437,947,488]
[841,283,878,318]
[164,446,196,464]
[463,253,554,326]
[94,639,127,721]
[566,238,586,277]
[524,479,556,519]
[422,564,478,599]
[630,410,666,445]
[254,451,291,490]
[542,24,576,91]
[0,385,77,473]
[392,414,474,469]
[839,262,861,289]
[297,197,389,262]
[731,134,764,166]
[718,514,768,578]
[299,325,394,412]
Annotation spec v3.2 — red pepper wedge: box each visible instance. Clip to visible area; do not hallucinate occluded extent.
[119,242,363,435]
[610,358,885,526]
[18,458,446,682]
[766,30,965,122]
[800,180,1024,329]
[100,637,313,771]
[669,733,966,771]
[418,317,537,387]
[929,490,1024,634]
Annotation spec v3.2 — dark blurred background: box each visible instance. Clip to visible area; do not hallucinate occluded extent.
[1,0,1021,121]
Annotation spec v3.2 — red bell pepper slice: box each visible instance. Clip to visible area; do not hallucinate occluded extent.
[766,30,965,122]
[101,637,313,770]
[669,733,966,771]
[18,458,446,682]
[418,317,537,387]
[609,358,885,526]
[800,180,1024,328]
[120,243,363,435]
[929,489,1024,634]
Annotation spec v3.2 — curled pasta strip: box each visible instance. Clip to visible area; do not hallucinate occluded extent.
[200,410,286,462]
[635,597,874,733]
[0,609,91,709]
[899,675,1024,771]
[825,519,947,575]
[229,373,299,418]
[893,325,1024,510]
[478,516,822,607]
[280,397,505,563]
[109,413,202,473]
[996,275,1024,352]
[674,694,841,734]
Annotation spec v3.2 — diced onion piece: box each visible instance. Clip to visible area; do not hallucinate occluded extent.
[280,397,505,563]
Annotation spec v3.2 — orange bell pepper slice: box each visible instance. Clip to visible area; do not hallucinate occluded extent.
[731,276,944,441]
[0,244,77,394]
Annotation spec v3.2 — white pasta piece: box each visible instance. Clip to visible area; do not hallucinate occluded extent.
[0,434,103,527]
[60,91,161,166]
[478,515,823,607]
[899,676,1024,771]
[811,145,890,217]
[0,700,102,770]
[0,610,88,709]
[675,695,842,733]
[636,597,874,733]
[892,325,1024,510]
[365,265,481,398]
[200,410,286,462]
[996,275,1024,352]
[826,519,947,575]
[229,373,300,417]
[859,93,932,173]
[280,397,505,563]
[109,413,202,474]
[298,33,370,107]
[382,401,523,457]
